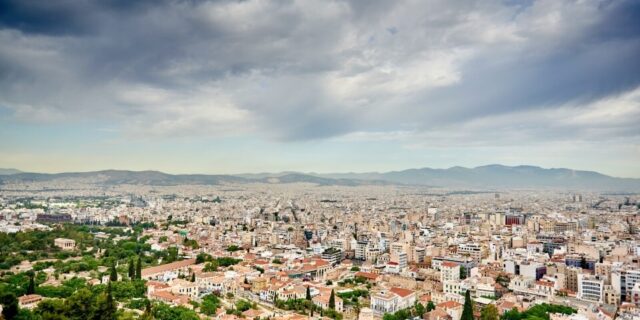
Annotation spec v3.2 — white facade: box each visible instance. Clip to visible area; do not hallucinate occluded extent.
[578,274,604,302]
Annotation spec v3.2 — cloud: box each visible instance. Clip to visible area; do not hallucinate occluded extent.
[0,0,639,146]
[371,86,640,149]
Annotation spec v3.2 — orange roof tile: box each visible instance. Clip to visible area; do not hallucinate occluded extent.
[390,287,414,298]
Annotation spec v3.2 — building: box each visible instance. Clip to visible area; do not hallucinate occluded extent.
[141,258,197,281]
[170,278,200,299]
[287,258,331,280]
[612,269,640,301]
[37,214,72,224]
[391,252,408,269]
[355,241,368,261]
[458,243,484,263]
[321,247,343,266]
[578,274,604,302]
[565,266,582,293]
[505,214,525,226]
[603,285,621,305]
[437,301,463,320]
[566,255,596,271]
[432,256,475,277]
[18,294,43,309]
[370,287,416,315]
[54,238,76,251]
[413,247,426,264]
[313,290,343,312]
[441,262,460,283]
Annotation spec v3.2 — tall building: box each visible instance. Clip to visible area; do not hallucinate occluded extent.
[578,274,604,302]
[458,243,484,263]
[441,262,461,283]
[612,269,640,301]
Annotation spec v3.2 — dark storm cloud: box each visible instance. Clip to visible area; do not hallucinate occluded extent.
[0,0,639,143]
[407,0,640,127]
[0,0,172,36]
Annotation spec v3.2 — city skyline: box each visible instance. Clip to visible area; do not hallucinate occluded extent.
[1,0,639,177]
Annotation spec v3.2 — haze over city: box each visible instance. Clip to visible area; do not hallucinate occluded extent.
[0,0,639,177]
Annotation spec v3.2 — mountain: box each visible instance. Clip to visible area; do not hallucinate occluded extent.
[0,168,22,175]
[321,164,640,190]
[257,173,389,186]
[0,170,370,187]
[1,165,638,191]
[0,170,248,186]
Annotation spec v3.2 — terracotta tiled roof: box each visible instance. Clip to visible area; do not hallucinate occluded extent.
[390,287,414,298]
[18,294,42,304]
[146,281,170,289]
[535,280,554,287]
[438,301,462,309]
[355,271,379,280]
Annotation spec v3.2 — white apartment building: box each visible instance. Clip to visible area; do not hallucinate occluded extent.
[444,281,463,295]
[612,269,640,301]
[578,274,605,302]
[370,287,416,315]
[441,262,461,283]
[391,251,407,269]
[355,240,368,260]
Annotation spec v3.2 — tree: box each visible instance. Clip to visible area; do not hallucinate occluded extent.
[460,266,467,280]
[0,292,19,320]
[110,263,118,282]
[203,261,219,272]
[95,281,116,320]
[136,255,142,280]
[153,302,199,320]
[306,286,312,300]
[67,288,96,320]
[27,274,36,294]
[128,258,135,279]
[415,302,426,317]
[190,273,196,282]
[427,301,436,312]
[481,304,499,320]
[502,307,520,320]
[196,253,211,264]
[34,297,69,320]
[383,313,398,320]
[140,301,153,320]
[235,299,253,312]
[461,290,474,320]
[201,294,221,316]
[328,289,336,309]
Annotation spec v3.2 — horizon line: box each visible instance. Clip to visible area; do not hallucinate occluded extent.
[2,163,639,180]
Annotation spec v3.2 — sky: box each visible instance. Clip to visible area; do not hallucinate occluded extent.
[0,0,639,177]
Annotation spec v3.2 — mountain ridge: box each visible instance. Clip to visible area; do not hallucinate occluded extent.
[0,168,22,175]
[0,165,638,191]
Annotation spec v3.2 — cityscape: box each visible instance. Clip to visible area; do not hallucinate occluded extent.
[1,1,640,320]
